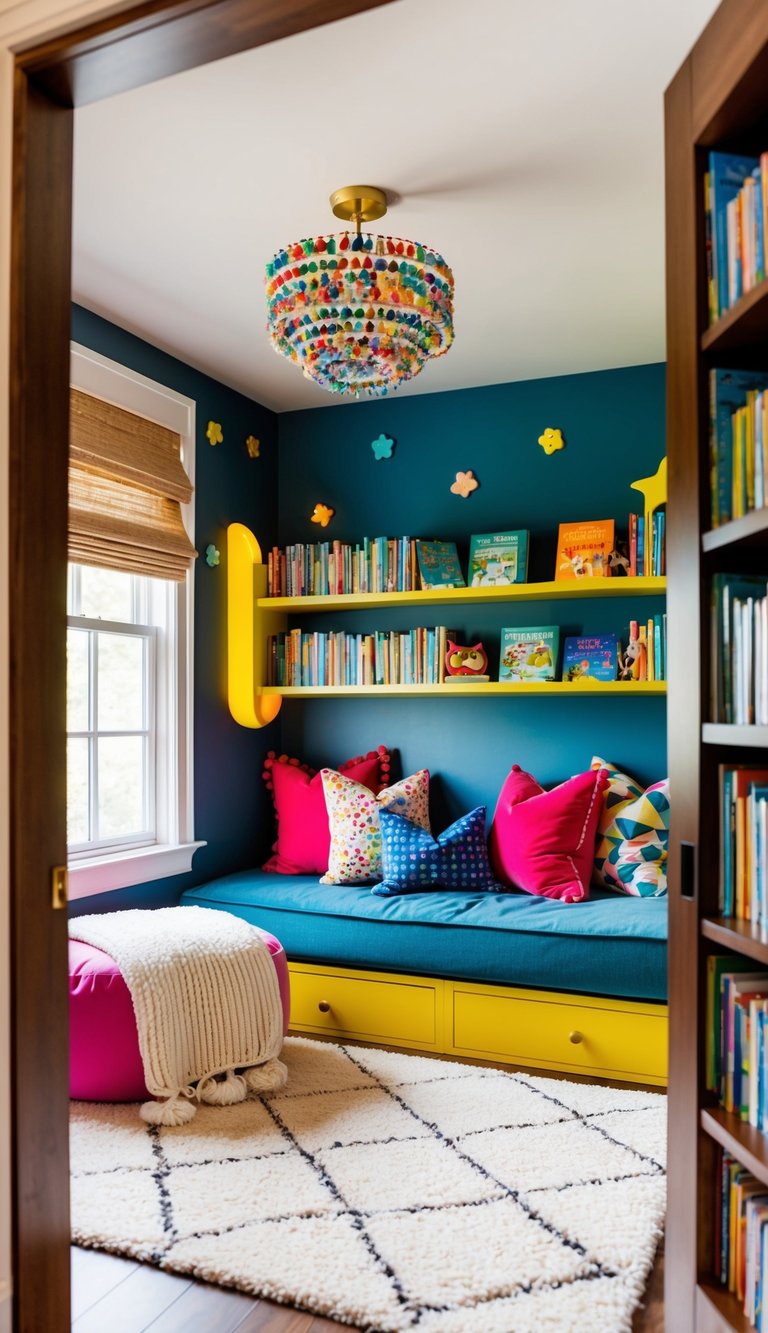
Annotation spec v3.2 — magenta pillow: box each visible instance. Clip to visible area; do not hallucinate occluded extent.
[488,765,609,904]
[262,746,391,875]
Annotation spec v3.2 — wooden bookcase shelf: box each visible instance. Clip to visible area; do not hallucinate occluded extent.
[700,276,768,356]
[701,1108,768,1189]
[697,1281,755,1333]
[665,5,768,1327]
[702,724,768,749]
[702,917,768,965]
[702,510,768,553]
[228,523,666,727]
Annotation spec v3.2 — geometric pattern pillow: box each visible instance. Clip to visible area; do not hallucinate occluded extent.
[320,768,430,885]
[372,806,499,897]
[591,757,669,897]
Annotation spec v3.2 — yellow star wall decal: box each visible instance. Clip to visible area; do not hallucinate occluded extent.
[538,427,565,456]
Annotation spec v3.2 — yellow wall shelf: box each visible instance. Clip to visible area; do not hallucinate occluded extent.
[265,682,666,698]
[259,575,666,613]
[228,522,667,727]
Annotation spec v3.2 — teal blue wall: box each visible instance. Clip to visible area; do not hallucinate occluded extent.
[69,307,283,915]
[68,313,667,910]
[276,363,667,826]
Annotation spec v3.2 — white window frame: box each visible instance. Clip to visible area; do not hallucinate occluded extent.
[67,342,205,897]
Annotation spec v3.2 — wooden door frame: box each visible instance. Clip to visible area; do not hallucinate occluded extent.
[8,2,392,1328]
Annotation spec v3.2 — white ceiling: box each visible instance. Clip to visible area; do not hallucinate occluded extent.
[72,0,719,414]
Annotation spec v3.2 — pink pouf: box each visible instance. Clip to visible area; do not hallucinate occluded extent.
[69,928,290,1101]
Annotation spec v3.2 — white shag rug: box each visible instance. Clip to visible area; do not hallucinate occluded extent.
[70,1036,666,1333]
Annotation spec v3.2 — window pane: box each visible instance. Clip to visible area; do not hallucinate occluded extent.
[67,628,89,731]
[79,565,135,623]
[98,736,147,838]
[98,633,146,731]
[67,738,90,844]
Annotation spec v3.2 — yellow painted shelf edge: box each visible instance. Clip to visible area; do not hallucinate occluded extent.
[258,575,666,612]
[264,681,667,697]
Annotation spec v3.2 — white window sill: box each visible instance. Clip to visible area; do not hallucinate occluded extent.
[67,841,207,899]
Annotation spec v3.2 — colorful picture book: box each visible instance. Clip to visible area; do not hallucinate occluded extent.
[561,634,618,682]
[498,626,559,683]
[416,540,465,590]
[468,530,529,586]
[555,519,615,580]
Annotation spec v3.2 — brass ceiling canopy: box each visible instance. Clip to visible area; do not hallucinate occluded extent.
[329,185,388,234]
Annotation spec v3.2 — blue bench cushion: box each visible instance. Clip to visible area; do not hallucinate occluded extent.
[181,871,667,1002]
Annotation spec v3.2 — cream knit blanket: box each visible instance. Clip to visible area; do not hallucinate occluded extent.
[69,906,286,1124]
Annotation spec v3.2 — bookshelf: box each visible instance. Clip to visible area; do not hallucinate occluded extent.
[665,4,768,1329]
[227,522,666,727]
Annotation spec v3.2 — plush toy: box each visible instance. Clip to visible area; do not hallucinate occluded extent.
[445,640,489,677]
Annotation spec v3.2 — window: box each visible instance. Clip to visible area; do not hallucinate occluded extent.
[67,345,204,897]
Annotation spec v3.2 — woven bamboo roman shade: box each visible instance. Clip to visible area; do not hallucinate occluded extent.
[69,389,196,581]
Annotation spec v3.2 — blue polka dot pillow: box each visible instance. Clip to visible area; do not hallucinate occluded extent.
[372,806,500,897]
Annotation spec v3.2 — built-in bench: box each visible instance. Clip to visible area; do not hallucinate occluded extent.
[181,872,668,1086]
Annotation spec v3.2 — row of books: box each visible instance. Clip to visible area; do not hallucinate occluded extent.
[718,766,768,920]
[705,150,768,324]
[627,511,665,579]
[706,955,768,1119]
[266,626,456,687]
[715,1147,768,1328]
[711,573,768,724]
[265,617,668,688]
[502,617,667,684]
[266,516,665,597]
[710,368,768,528]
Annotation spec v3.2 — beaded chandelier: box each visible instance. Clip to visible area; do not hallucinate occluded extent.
[265,186,454,398]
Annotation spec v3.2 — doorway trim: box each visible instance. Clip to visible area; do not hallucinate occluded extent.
[3,2,393,1327]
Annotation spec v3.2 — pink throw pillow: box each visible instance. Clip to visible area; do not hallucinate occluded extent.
[488,764,609,904]
[262,747,390,875]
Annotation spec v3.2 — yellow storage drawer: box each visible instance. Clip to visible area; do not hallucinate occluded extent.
[449,982,667,1085]
[288,963,444,1050]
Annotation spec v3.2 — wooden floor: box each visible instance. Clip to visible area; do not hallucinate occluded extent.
[71,1242,665,1331]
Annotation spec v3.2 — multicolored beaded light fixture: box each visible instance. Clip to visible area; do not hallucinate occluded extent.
[265,186,454,398]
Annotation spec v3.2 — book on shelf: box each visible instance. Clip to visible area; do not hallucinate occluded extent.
[714,1148,768,1315]
[709,368,768,528]
[498,626,559,683]
[416,540,466,590]
[706,150,768,321]
[266,625,456,688]
[467,530,529,586]
[626,511,665,577]
[617,615,667,682]
[267,536,420,598]
[554,519,614,580]
[711,573,768,723]
[718,767,768,920]
[561,634,618,682]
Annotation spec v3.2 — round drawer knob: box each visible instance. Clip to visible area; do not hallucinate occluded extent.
[569,1030,584,1044]
[318,1000,331,1013]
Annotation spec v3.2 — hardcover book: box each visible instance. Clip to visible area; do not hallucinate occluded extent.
[555,519,615,580]
[561,634,618,683]
[499,626,559,683]
[416,540,465,590]
[468,530,529,586]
